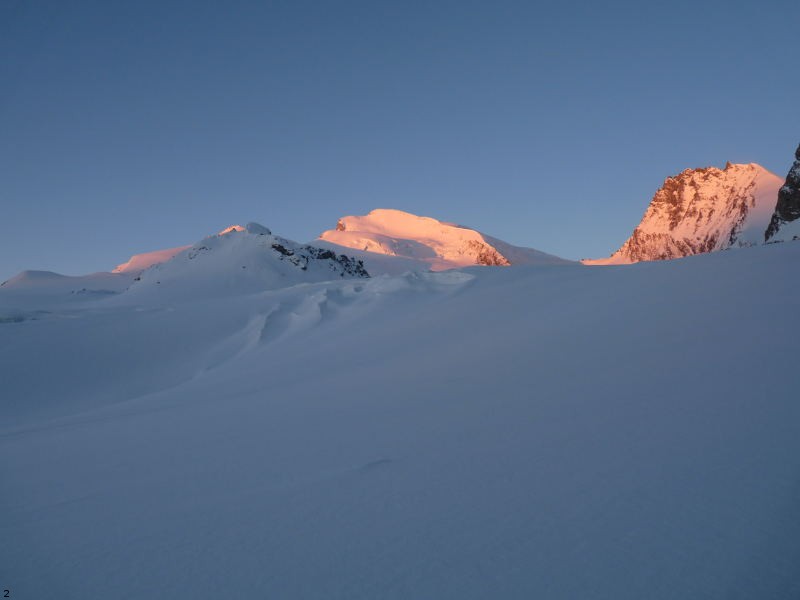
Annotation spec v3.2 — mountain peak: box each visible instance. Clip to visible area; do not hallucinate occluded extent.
[218,225,245,235]
[764,143,800,243]
[124,224,368,300]
[319,209,570,271]
[585,163,782,264]
[218,223,273,236]
[245,222,272,235]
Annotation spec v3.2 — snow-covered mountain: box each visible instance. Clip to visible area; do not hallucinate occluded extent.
[1,211,566,303]
[585,163,782,264]
[0,223,368,308]
[124,222,369,301]
[765,143,800,243]
[319,208,571,271]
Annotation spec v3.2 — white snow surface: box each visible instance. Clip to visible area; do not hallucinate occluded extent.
[120,222,368,302]
[319,208,571,270]
[0,270,135,312]
[2,239,799,599]
[112,226,269,275]
[586,163,782,264]
[768,217,800,242]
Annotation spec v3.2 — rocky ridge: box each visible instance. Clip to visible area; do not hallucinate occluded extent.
[585,163,782,264]
[765,144,800,242]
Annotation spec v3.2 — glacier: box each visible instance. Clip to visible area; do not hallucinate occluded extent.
[1,233,799,599]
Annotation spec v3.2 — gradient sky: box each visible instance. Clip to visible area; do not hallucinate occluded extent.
[1,0,798,281]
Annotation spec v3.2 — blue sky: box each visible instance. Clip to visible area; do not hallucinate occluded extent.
[1,0,797,280]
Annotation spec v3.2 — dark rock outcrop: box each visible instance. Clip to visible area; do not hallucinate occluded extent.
[269,241,368,276]
[765,144,800,242]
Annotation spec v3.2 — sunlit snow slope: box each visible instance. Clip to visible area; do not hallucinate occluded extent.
[319,208,571,271]
[586,163,782,264]
[2,241,799,599]
[112,245,191,274]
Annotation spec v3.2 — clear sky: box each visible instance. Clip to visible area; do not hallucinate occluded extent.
[1,0,798,281]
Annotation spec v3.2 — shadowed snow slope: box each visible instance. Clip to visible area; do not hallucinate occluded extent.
[0,270,135,311]
[121,221,369,301]
[319,208,571,271]
[1,244,799,599]
[586,163,782,264]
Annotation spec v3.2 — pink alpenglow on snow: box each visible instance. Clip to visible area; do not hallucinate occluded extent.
[218,225,246,235]
[112,245,191,274]
[319,208,570,271]
[113,226,247,274]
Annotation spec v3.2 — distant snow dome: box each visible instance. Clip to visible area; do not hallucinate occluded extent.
[245,222,272,235]
[319,208,570,271]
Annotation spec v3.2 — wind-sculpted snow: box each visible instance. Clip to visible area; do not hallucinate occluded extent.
[0,269,473,423]
[2,244,799,599]
[199,271,475,374]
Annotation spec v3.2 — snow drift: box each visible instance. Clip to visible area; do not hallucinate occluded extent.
[2,238,799,599]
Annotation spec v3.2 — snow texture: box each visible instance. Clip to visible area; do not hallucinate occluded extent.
[2,236,799,599]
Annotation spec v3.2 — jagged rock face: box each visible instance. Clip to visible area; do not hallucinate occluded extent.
[586,163,782,264]
[465,239,510,266]
[765,144,800,242]
[269,242,369,277]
